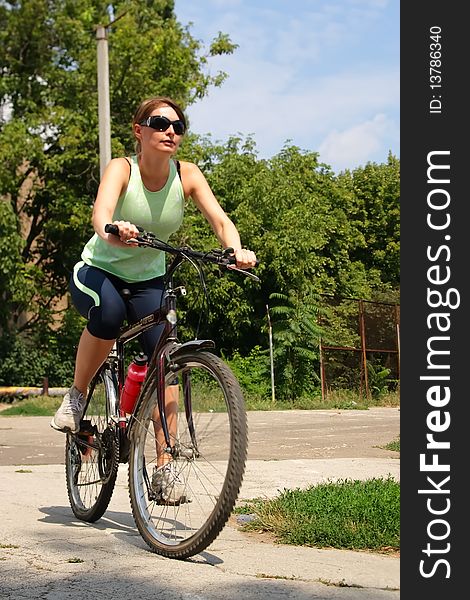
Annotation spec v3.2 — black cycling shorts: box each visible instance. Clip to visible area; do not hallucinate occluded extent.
[70,261,165,358]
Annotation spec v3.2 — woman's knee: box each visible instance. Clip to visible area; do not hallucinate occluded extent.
[88,299,127,339]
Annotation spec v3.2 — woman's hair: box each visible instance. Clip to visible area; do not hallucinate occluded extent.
[132,96,187,155]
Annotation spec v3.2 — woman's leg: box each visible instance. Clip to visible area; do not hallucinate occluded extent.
[70,263,128,391]
[73,327,116,394]
[152,384,179,467]
[126,279,179,465]
[51,264,127,433]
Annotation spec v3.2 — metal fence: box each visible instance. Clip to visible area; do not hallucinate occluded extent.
[318,295,400,400]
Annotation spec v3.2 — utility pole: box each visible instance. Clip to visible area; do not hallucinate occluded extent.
[95,11,127,179]
[266,304,275,403]
[96,24,111,180]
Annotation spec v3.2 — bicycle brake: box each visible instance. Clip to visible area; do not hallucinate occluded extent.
[169,286,186,296]
[227,266,260,282]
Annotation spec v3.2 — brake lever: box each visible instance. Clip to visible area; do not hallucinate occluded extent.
[227,265,260,282]
[220,247,260,280]
[125,232,157,247]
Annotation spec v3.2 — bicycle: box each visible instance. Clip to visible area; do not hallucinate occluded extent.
[64,224,259,559]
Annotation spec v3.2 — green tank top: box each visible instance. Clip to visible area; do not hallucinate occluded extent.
[81,156,185,282]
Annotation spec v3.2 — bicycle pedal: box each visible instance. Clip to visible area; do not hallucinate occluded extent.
[77,434,95,457]
[154,496,190,506]
[78,420,94,436]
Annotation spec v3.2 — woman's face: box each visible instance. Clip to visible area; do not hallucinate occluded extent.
[135,104,184,156]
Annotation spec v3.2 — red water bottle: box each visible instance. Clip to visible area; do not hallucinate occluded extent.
[121,352,148,414]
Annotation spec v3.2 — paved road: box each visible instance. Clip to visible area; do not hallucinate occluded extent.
[0,408,400,599]
[0,407,400,465]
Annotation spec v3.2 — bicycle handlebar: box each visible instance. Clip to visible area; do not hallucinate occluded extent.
[104,224,260,277]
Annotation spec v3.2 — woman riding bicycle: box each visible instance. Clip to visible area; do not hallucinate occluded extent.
[51,96,257,501]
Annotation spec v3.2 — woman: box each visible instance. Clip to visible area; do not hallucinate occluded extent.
[51,96,257,502]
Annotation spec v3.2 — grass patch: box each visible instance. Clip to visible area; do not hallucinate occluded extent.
[66,557,84,563]
[255,573,298,581]
[244,388,400,411]
[235,476,400,552]
[383,437,400,453]
[0,387,400,417]
[323,388,400,409]
[0,396,61,416]
[244,395,368,411]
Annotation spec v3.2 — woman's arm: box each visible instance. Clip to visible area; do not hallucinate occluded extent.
[180,161,257,268]
[92,158,139,246]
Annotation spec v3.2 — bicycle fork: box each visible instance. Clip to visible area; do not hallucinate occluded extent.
[155,347,199,460]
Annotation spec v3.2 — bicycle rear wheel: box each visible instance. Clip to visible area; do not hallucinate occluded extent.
[65,369,119,522]
[128,350,248,559]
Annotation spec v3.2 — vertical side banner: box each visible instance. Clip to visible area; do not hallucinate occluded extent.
[401,2,467,597]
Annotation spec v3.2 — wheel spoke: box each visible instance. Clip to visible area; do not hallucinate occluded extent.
[128,351,247,559]
[65,370,119,522]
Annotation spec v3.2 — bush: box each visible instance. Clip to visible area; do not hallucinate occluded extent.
[0,311,84,387]
[0,332,75,387]
[0,333,45,386]
[224,345,271,400]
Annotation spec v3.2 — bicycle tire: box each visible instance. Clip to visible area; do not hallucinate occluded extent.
[65,369,119,522]
[128,350,248,559]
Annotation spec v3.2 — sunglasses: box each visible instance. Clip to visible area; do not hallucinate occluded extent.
[139,115,186,135]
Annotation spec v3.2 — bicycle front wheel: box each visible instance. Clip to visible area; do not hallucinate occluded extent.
[128,350,248,559]
[65,369,119,522]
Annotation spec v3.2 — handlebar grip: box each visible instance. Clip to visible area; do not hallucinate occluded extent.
[105,224,120,236]
[230,257,260,267]
[225,257,260,269]
[223,248,259,267]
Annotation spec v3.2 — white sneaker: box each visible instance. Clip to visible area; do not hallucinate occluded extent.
[151,463,188,504]
[50,386,86,434]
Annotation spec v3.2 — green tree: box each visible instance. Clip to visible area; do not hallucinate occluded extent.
[0,0,237,335]
[173,139,399,403]
[269,289,322,401]
[174,137,385,355]
[337,153,400,295]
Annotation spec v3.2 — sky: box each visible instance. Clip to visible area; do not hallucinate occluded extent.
[174,0,399,173]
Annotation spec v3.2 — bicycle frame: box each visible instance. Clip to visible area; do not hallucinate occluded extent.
[100,250,214,462]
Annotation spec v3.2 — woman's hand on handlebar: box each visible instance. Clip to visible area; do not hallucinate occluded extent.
[105,221,140,247]
[231,248,258,270]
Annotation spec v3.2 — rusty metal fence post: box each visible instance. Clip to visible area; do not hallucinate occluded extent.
[319,295,400,400]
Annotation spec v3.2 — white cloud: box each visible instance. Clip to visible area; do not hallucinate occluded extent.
[175,0,399,170]
[318,113,398,171]
[186,63,399,162]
